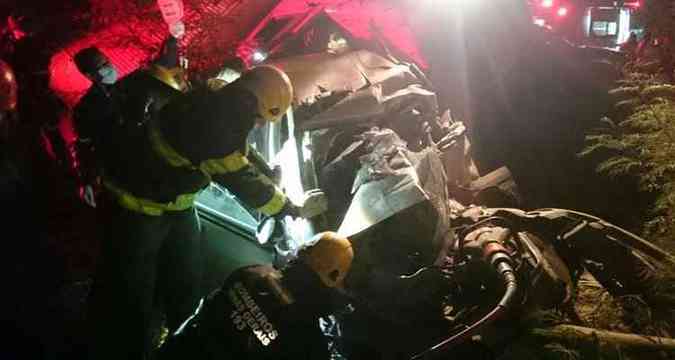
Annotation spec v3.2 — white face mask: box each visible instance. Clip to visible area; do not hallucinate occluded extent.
[97,65,118,85]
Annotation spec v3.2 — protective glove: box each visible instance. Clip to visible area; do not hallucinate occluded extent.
[274,189,328,219]
[299,189,328,219]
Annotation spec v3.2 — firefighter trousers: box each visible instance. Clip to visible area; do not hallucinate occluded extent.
[87,201,202,360]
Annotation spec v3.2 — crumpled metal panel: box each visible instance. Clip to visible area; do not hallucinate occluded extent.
[304,86,386,130]
[298,83,437,130]
[337,129,451,266]
[271,49,422,110]
[338,164,425,239]
[338,129,421,237]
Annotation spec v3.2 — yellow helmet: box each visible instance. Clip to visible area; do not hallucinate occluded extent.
[147,64,188,92]
[237,65,293,123]
[299,232,354,290]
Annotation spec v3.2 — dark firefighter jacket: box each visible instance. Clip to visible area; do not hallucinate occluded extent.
[73,69,181,185]
[150,83,289,216]
[158,264,334,360]
[74,72,288,217]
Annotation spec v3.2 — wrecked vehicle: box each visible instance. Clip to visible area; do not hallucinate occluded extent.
[195,47,520,282]
[194,48,673,359]
[270,49,520,224]
[302,126,675,359]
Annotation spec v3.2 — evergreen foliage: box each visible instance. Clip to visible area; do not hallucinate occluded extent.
[582,75,675,246]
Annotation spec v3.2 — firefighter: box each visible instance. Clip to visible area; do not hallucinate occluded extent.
[86,63,326,360]
[0,59,18,144]
[73,44,188,359]
[73,41,186,206]
[72,46,120,205]
[146,63,326,221]
[0,58,21,220]
[0,58,30,212]
[157,232,353,360]
[1,58,65,359]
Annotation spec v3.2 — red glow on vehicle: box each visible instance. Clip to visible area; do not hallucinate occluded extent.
[625,1,640,7]
[269,0,427,67]
[541,0,553,8]
[557,6,568,16]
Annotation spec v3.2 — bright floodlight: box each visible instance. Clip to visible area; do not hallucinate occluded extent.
[542,0,553,8]
[557,7,568,16]
[252,50,267,63]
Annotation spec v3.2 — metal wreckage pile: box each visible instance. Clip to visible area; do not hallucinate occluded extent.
[269,50,675,359]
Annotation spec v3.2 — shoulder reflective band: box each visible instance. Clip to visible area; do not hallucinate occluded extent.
[149,117,249,176]
[199,151,250,175]
[148,119,194,168]
[257,189,286,216]
[199,151,249,175]
[103,179,197,216]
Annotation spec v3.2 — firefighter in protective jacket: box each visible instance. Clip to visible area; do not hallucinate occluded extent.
[157,232,354,360]
[141,64,301,217]
[85,63,324,360]
[75,42,194,360]
[73,42,186,203]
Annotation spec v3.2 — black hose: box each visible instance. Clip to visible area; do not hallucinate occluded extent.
[410,254,519,360]
[496,263,518,309]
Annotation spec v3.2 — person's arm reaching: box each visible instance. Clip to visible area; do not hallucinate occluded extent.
[201,148,299,218]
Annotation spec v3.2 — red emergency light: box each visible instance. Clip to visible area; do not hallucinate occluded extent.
[7,16,27,41]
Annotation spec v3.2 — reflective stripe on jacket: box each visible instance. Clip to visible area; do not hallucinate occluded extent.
[148,116,287,217]
[103,178,197,216]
